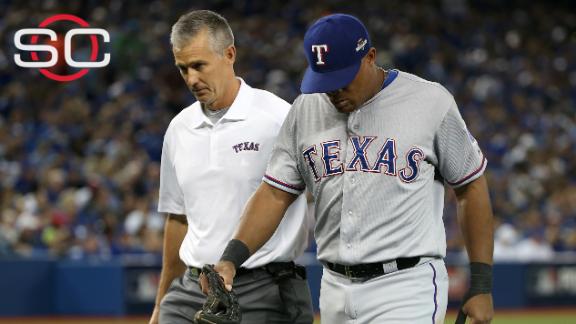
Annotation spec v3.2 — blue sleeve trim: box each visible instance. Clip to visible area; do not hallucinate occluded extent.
[263,175,305,193]
[448,156,487,187]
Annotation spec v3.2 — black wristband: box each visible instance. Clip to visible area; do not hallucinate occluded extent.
[456,262,493,324]
[220,239,251,270]
[469,262,493,295]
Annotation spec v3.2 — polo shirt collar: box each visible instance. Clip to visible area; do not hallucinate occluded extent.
[189,77,253,129]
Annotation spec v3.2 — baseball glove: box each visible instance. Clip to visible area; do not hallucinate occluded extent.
[194,264,241,324]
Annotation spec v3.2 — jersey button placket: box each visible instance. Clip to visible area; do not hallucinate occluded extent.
[346,210,353,250]
[210,131,218,166]
[347,112,359,133]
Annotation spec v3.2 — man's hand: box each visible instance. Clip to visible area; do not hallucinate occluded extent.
[199,261,237,294]
[149,306,160,324]
[462,293,493,324]
[195,263,241,324]
[150,214,187,324]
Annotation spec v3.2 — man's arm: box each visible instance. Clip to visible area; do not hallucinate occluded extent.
[149,214,188,324]
[236,182,298,254]
[454,174,494,324]
[202,182,297,292]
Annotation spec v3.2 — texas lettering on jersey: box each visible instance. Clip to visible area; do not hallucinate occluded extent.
[232,141,260,153]
[302,135,424,183]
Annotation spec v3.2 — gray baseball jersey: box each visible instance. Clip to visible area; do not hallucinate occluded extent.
[263,70,486,264]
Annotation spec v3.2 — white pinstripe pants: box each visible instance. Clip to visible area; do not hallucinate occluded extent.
[319,258,448,324]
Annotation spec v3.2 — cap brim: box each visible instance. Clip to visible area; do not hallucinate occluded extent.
[300,61,361,94]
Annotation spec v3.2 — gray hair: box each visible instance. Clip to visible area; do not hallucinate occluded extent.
[170,10,234,55]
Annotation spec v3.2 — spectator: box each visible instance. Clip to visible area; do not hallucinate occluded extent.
[0,0,574,259]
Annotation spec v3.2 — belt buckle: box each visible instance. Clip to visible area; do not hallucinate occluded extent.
[382,260,399,274]
[344,265,354,278]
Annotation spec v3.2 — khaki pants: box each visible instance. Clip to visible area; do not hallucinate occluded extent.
[159,266,314,324]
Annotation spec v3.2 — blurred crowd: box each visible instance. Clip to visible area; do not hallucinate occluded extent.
[0,0,574,261]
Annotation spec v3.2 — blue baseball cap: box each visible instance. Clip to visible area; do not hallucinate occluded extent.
[301,14,371,94]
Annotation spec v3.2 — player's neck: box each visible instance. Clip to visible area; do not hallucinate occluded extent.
[376,67,387,93]
[364,67,387,104]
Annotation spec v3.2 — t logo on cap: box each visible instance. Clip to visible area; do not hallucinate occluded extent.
[311,44,329,65]
[301,14,371,94]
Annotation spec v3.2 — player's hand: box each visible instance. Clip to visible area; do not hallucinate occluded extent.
[462,293,493,323]
[199,261,236,294]
[149,305,160,324]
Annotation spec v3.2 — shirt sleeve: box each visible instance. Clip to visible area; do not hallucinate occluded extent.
[435,99,487,188]
[263,100,306,195]
[158,127,186,214]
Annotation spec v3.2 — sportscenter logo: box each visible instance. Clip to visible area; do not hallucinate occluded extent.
[13,14,110,82]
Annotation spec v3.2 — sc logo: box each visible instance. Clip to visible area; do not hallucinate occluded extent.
[13,14,110,82]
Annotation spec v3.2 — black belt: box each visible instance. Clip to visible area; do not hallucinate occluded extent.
[326,256,421,279]
[188,261,299,278]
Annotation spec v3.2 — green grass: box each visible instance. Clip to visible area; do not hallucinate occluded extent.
[444,313,576,324]
[311,311,576,324]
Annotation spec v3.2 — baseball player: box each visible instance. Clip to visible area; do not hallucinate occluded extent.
[210,14,495,323]
[150,10,314,324]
